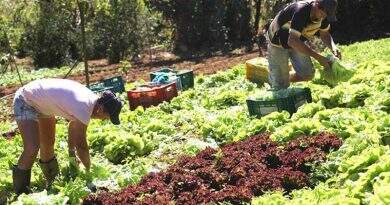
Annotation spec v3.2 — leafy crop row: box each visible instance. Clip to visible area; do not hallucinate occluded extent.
[0,38,389,204]
[83,132,341,204]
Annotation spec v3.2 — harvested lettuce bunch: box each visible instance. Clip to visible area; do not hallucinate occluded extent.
[252,87,308,101]
[320,55,356,86]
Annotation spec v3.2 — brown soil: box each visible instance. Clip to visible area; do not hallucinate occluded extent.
[0,49,261,122]
[1,50,259,97]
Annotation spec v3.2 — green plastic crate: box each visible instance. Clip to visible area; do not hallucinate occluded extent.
[88,82,105,92]
[103,76,125,93]
[247,88,312,118]
[150,67,194,90]
[88,76,125,93]
[176,69,194,90]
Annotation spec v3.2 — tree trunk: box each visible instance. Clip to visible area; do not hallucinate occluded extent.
[253,0,262,36]
[77,0,89,86]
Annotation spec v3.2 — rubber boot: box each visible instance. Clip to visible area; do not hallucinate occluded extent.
[12,165,31,195]
[39,156,59,188]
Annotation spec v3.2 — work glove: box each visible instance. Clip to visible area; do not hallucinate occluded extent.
[332,48,342,60]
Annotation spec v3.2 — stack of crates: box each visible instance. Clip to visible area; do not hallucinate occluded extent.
[247,87,312,118]
[150,68,194,91]
[150,72,183,91]
[88,76,125,94]
[127,82,178,110]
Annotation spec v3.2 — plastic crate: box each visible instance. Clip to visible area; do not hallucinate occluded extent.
[88,76,125,94]
[149,67,174,80]
[169,76,182,91]
[245,57,293,85]
[103,76,125,93]
[247,88,312,118]
[150,68,194,90]
[150,72,183,91]
[127,82,178,110]
[176,70,194,90]
[245,57,269,84]
[88,82,105,92]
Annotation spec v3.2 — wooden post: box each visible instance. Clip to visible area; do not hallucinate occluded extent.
[78,0,90,86]
[14,60,24,86]
[253,0,262,36]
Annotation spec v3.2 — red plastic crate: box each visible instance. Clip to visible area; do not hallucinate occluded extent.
[127,82,178,110]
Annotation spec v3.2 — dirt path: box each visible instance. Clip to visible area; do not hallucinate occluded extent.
[1,50,259,97]
[0,49,260,122]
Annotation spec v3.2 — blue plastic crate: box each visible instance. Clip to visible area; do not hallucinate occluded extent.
[150,68,194,90]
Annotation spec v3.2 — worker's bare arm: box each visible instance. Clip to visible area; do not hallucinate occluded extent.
[319,30,342,59]
[68,120,90,171]
[288,31,331,68]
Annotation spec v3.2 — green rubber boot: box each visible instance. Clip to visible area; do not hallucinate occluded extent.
[12,165,31,195]
[39,156,59,188]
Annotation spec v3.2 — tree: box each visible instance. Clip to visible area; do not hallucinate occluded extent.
[148,0,254,55]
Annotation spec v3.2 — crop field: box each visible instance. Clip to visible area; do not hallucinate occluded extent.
[0,38,389,204]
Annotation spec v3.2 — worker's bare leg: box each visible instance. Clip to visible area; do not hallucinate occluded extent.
[289,72,313,82]
[38,116,58,187]
[17,120,40,170]
[289,49,315,83]
[38,117,56,162]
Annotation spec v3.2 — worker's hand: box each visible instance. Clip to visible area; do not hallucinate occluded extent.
[332,48,342,60]
[317,55,332,70]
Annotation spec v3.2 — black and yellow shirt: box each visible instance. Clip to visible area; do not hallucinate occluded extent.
[268,0,330,49]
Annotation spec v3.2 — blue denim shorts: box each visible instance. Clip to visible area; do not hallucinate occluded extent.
[267,43,315,90]
[13,91,48,121]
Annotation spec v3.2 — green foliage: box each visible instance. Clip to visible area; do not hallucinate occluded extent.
[55,177,89,205]
[103,133,147,164]
[119,60,132,74]
[291,103,325,121]
[368,172,390,205]
[319,56,356,86]
[252,184,360,205]
[1,38,390,204]
[0,64,84,87]
[11,190,68,205]
[245,111,291,137]
[27,1,77,67]
[270,118,323,143]
[0,0,388,67]
[319,83,372,109]
[148,0,253,54]
[340,39,390,64]
[0,0,164,67]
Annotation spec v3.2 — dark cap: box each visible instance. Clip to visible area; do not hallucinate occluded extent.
[100,90,122,125]
[318,0,338,22]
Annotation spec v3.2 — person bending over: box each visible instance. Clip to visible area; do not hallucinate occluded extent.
[12,78,122,194]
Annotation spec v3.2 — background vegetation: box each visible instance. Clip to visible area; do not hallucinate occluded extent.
[0,0,389,68]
